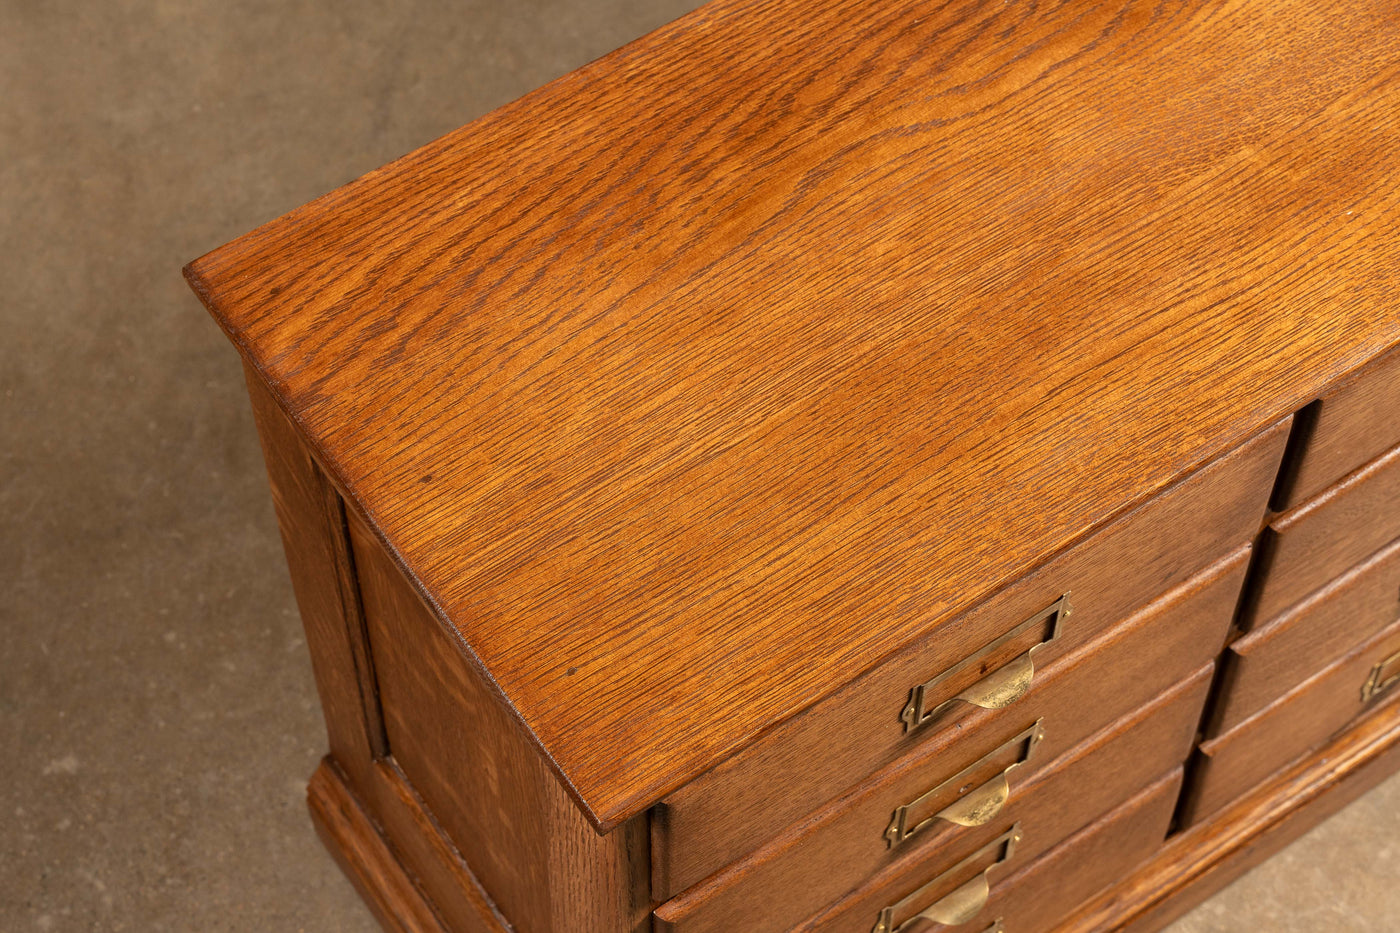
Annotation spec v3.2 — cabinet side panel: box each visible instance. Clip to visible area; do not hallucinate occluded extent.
[242,361,385,789]
[349,513,649,933]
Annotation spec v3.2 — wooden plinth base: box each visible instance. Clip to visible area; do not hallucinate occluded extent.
[309,710,1400,933]
[308,758,507,933]
[309,761,452,933]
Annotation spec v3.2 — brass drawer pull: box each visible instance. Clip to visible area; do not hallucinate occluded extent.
[885,720,1044,848]
[871,825,1020,933]
[1362,648,1400,702]
[901,594,1071,733]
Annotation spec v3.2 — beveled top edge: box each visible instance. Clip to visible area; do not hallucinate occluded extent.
[187,0,1400,828]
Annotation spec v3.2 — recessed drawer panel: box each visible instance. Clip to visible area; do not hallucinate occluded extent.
[1183,613,1400,825]
[1212,537,1400,737]
[653,421,1287,897]
[652,667,1212,933]
[1279,344,1400,509]
[793,768,1184,933]
[1247,443,1400,627]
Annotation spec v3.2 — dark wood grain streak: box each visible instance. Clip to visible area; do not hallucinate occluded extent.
[192,0,1400,828]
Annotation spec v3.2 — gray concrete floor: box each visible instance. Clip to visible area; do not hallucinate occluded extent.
[1,1,1395,930]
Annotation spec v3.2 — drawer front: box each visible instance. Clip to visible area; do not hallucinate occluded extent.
[1184,613,1400,825]
[1213,536,1400,736]
[653,666,1213,933]
[794,768,1184,933]
[654,421,1287,897]
[1281,343,1400,509]
[1247,443,1400,626]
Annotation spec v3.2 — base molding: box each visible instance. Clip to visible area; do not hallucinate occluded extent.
[1059,704,1400,932]
[309,709,1400,933]
[308,758,507,933]
[309,760,450,933]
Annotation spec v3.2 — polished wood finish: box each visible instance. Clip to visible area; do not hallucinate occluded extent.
[350,511,650,933]
[1184,615,1400,825]
[309,759,506,933]
[969,772,1184,933]
[1277,344,1400,509]
[186,0,1400,827]
[1059,691,1400,933]
[308,761,458,933]
[657,436,1278,895]
[1212,537,1400,737]
[657,545,1247,907]
[797,769,1184,933]
[243,362,384,793]
[358,756,513,933]
[655,667,1212,933]
[1245,443,1400,628]
[198,2,1400,930]
[247,366,511,933]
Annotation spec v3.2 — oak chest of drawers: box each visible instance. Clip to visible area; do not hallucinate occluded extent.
[185,2,1400,931]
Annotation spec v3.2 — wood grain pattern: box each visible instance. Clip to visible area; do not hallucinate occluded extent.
[796,768,1184,933]
[310,757,512,933]
[1059,689,1400,933]
[1183,613,1400,825]
[363,757,515,933]
[1276,343,1400,509]
[1212,535,1400,737]
[1245,442,1400,627]
[965,771,1184,933]
[656,435,1277,897]
[189,0,1400,827]
[350,510,650,933]
[242,363,385,791]
[306,699,1400,933]
[248,364,514,932]
[655,665,1212,933]
[309,760,458,933]
[656,542,1250,899]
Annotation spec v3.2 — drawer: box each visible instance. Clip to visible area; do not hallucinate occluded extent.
[654,421,1286,897]
[793,768,1184,933]
[1183,613,1400,825]
[1211,536,1400,737]
[653,666,1213,933]
[1279,343,1400,509]
[1246,442,1400,627]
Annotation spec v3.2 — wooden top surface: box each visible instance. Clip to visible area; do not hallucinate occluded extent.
[186,0,1400,830]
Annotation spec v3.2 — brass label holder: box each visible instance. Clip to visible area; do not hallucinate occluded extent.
[1362,648,1400,702]
[884,720,1044,848]
[900,594,1071,733]
[871,825,1020,933]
